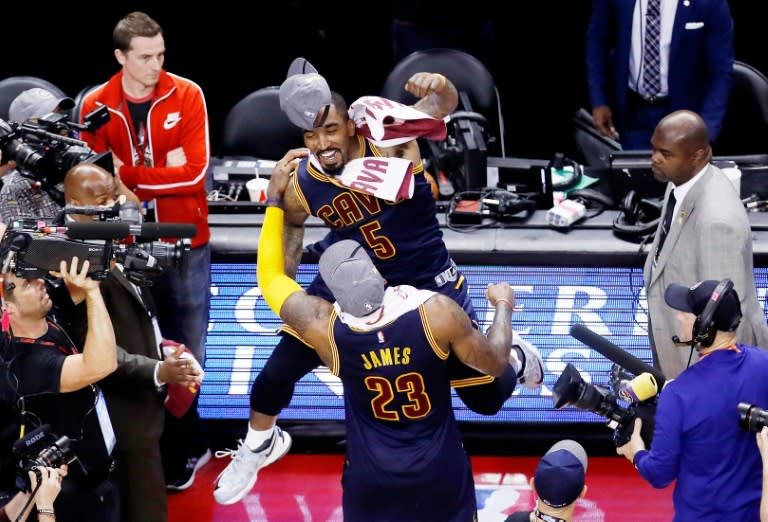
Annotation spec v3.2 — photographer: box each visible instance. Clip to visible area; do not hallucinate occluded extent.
[0,88,75,226]
[1,466,66,522]
[61,162,202,522]
[617,279,768,520]
[0,256,119,522]
[0,88,139,232]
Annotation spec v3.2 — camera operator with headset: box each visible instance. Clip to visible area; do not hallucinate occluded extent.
[0,253,119,522]
[616,279,768,520]
[0,88,139,235]
[0,88,76,230]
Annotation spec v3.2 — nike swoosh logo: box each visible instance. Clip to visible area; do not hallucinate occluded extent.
[164,115,181,130]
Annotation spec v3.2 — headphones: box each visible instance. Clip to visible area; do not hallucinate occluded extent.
[449,110,488,127]
[445,111,491,144]
[426,110,493,196]
[568,188,614,209]
[612,190,662,241]
[692,278,736,348]
[549,153,582,191]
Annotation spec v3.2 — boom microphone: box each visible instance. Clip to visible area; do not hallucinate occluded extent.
[569,323,666,389]
[618,373,659,402]
[65,222,197,240]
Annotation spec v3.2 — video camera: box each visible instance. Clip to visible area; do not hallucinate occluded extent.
[12,424,75,492]
[0,106,111,199]
[552,323,666,447]
[738,402,768,432]
[0,201,195,286]
[552,362,658,447]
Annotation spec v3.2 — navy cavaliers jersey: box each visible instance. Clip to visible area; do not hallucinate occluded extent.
[293,134,451,289]
[329,297,477,521]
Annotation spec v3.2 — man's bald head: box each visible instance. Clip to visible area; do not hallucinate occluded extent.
[655,110,711,155]
[650,110,712,185]
[63,163,119,218]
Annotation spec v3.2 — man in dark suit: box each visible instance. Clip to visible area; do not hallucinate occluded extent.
[61,163,203,522]
[586,0,733,149]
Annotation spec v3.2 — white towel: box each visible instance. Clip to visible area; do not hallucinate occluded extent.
[309,155,415,202]
[349,96,447,148]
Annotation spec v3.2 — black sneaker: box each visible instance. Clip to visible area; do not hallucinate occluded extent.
[166,448,212,491]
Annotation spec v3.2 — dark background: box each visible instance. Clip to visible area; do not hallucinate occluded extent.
[4,2,765,161]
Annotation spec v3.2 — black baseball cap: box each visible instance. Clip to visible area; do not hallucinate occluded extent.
[664,280,742,331]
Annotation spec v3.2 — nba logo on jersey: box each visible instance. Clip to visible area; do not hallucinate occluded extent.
[377,331,386,344]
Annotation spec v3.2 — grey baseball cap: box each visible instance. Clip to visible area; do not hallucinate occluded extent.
[318,239,386,317]
[9,88,74,123]
[279,57,332,130]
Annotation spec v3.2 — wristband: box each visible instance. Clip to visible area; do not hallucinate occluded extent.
[265,197,283,208]
[494,298,513,309]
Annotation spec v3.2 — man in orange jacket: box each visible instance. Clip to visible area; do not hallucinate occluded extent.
[78,10,212,492]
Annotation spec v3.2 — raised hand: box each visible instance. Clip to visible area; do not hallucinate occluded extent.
[49,256,100,303]
[268,148,309,201]
[405,72,449,98]
[485,282,515,309]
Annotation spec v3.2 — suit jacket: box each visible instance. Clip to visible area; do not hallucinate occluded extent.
[586,0,733,141]
[98,268,166,450]
[643,164,768,378]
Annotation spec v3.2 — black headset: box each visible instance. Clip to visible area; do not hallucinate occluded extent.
[692,278,737,348]
[612,190,662,241]
[449,110,488,126]
[568,188,614,209]
[549,153,583,191]
[426,110,493,196]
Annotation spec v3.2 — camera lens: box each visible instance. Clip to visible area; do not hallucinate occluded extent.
[33,436,72,469]
[573,382,607,412]
[738,402,768,432]
[7,139,44,171]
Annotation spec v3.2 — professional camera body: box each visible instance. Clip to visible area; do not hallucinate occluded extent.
[12,424,75,492]
[0,201,192,286]
[738,402,768,432]
[0,106,111,201]
[553,362,657,447]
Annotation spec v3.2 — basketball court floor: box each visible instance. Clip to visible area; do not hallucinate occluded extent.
[167,451,674,521]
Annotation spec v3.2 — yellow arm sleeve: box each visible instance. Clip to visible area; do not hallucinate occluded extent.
[257,206,303,316]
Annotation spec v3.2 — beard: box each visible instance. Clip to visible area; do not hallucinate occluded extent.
[315,147,345,175]
[324,162,344,175]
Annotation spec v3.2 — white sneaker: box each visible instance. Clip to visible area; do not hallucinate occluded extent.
[213,426,292,505]
[512,332,544,389]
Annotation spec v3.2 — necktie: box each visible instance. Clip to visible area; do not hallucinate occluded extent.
[643,0,662,98]
[655,191,676,260]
